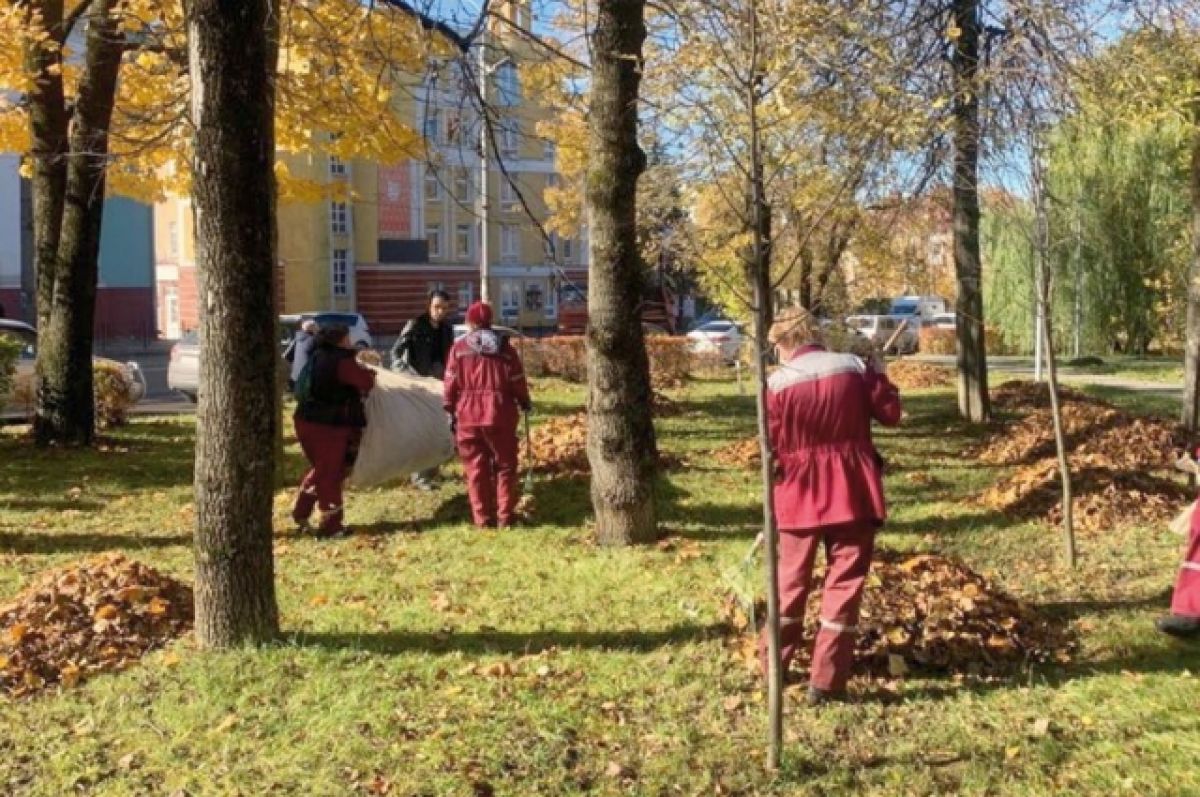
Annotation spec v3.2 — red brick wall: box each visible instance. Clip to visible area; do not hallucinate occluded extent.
[95,288,156,341]
[357,266,475,334]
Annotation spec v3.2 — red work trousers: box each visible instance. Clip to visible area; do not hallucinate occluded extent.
[1171,514,1200,618]
[293,418,358,533]
[758,520,877,693]
[457,424,519,527]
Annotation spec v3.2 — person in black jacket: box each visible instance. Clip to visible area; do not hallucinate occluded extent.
[293,324,376,537]
[391,290,454,378]
[391,289,455,490]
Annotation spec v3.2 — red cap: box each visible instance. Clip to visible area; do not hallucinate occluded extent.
[466,301,494,328]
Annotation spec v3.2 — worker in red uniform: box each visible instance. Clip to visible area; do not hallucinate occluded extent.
[292,324,376,537]
[444,301,531,528]
[759,306,903,705]
[1158,464,1200,638]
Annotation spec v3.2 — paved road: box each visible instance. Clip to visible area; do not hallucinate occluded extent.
[911,355,1183,396]
[127,351,192,415]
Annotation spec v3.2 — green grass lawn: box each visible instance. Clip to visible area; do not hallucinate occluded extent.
[1,378,1197,796]
[1060,356,1184,386]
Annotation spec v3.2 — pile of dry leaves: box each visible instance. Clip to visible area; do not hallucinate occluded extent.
[523,413,591,476]
[724,552,1072,680]
[0,554,193,698]
[887,360,954,390]
[712,437,761,470]
[975,382,1191,531]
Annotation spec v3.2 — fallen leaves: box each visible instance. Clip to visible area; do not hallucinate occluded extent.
[522,412,677,476]
[711,438,761,470]
[887,360,954,390]
[0,554,193,698]
[975,383,1191,532]
[722,551,1073,680]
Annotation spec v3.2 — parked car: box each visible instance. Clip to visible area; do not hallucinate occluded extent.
[929,312,957,331]
[167,330,200,401]
[280,311,373,350]
[1,319,146,421]
[889,295,948,325]
[844,314,918,355]
[687,319,743,363]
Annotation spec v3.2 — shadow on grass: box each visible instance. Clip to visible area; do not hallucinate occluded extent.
[0,530,191,555]
[288,622,727,656]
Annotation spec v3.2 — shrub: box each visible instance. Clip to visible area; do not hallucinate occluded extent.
[516,335,703,387]
[918,327,957,355]
[93,361,136,429]
[0,335,19,406]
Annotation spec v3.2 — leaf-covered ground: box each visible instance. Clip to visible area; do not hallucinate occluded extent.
[0,377,1197,796]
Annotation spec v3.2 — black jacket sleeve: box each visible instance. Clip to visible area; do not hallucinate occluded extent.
[391,319,417,367]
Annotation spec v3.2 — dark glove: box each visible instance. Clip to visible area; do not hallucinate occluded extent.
[520,403,532,415]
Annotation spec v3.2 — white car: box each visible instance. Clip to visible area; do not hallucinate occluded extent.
[844,314,918,355]
[929,312,957,331]
[281,311,373,350]
[687,319,743,363]
[0,319,146,421]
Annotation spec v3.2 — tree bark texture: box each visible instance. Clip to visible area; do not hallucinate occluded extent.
[585,0,658,546]
[950,0,990,423]
[35,0,123,446]
[188,0,281,646]
[1182,74,1200,431]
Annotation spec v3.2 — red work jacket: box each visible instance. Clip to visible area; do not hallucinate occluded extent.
[443,329,531,429]
[768,345,902,531]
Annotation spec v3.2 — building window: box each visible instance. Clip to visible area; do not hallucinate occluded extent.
[544,139,556,161]
[561,236,574,261]
[332,249,349,297]
[424,167,442,201]
[524,281,544,311]
[496,62,520,106]
[329,155,346,176]
[500,175,518,204]
[455,224,471,258]
[330,201,348,235]
[426,223,442,258]
[546,173,559,189]
[445,113,462,145]
[458,281,474,309]
[168,220,179,256]
[454,170,471,202]
[500,119,519,156]
[500,224,519,260]
[501,281,520,316]
[423,109,440,142]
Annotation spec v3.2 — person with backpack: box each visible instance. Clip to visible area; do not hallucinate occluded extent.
[391,290,455,490]
[443,301,531,528]
[292,323,376,537]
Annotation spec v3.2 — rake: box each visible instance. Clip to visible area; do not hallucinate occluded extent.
[721,531,765,629]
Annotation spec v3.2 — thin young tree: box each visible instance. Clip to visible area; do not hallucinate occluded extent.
[188,0,280,646]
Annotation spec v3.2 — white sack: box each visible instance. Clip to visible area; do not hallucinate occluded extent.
[349,367,456,487]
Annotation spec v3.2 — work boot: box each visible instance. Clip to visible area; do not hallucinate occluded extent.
[292,488,317,527]
[1156,614,1200,639]
[805,686,845,707]
[314,508,349,539]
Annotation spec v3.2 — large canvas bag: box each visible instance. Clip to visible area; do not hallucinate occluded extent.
[349,367,455,487]
[1169,500,1197,537]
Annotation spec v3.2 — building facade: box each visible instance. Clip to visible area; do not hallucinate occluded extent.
[154,0,585,338]
[0,153,156,341]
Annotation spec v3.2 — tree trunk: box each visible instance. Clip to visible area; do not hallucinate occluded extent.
[950,0,990,423]
[746,21,782,766]
[585,0,657,546]
[188,0,281,646]
[1182,74,1200,431]
[22,0,69,428]
[34,0,123,447]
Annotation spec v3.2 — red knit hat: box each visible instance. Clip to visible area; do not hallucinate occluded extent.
[466,301,494,328]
